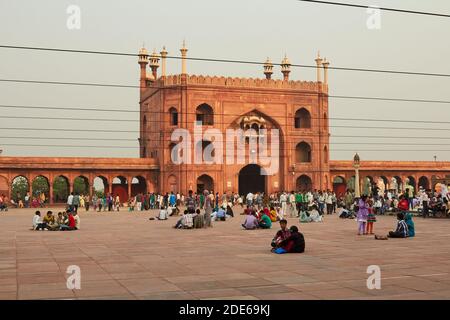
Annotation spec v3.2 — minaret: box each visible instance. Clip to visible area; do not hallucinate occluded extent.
[180,40,188,75]
[160,46,168,78]
[281,54,291,81]
[322,58,330,86]
[263,57,273,80]
[138,46,149,94]
[149,49,160,80]
[315,51,323,83]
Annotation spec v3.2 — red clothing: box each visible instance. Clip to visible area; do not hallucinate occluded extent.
[68,214,76,228]
[398,199,409,211]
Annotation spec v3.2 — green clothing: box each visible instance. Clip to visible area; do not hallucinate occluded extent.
[295,193,302,203]
[260,214,272,229]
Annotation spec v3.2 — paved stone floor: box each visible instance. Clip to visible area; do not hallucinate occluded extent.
[1,207,450,300]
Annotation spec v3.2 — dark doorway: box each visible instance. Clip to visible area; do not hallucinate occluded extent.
[238,164,266,195]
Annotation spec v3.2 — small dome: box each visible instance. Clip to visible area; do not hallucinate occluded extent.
[139,47,148,56]
[281,55,290,65]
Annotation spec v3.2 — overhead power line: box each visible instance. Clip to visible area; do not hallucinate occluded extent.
[1,45,450,78]
[1,115,449,131]
[1,79,450,106]
[297,0,450,18]
[0,143,449,152]
[1,136,448,146]
[2,104,450,124]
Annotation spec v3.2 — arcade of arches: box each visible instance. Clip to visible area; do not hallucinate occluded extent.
[1,157,449,201]
[0,157,158,204]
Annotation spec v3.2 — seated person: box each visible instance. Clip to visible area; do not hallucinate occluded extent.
[242,211,259,230]
[258,211,272,229]
[214,207,226,221]
[309,206,323,222]
[387,212,408,238]
[270,219,291,250]
[273,226,305,254]
[299,210,311,223]
[156,206,168,220]
[32,211,47,230]
[174,210,193,229]
[193,208,204,228]
[10,199,18,208]
[226,205,234,217]
[61,212,77,231]
[73,212,81,230]
[405,212,415,237]
[56,212,68,230]
[269,206,278,222]
[43,211,59,231]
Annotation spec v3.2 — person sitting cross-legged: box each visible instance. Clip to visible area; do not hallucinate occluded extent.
[270,219,291,251]
[273,225,305,254]
[386,212,408,238]
[242,211,259,230]
[258,210,272,229]
[32,211,47,230]
[60,212,77,231]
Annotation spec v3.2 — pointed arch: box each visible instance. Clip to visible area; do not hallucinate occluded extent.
[294,108,311,129]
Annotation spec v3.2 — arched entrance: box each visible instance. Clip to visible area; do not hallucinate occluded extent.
[296,175,312,192]
[238,164,266,195]
[197,174,214,194]
[333,176,346,196]
[418,176,430,190]
[131,176,147,196]
[53,176,70,203]
[0,175,8,198]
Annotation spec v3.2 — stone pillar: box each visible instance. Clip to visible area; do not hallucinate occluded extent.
[128,177,132,200]
[354,168,360,198]
[49,183,54,205]
[108,179,113,195]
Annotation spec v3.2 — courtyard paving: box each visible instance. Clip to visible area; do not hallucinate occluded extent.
[0,207,450,300]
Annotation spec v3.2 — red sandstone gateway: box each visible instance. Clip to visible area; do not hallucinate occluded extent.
[0,45,449,198]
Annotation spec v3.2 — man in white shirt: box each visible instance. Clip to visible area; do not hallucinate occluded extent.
[67,193,74,211]
[246,192,254,207]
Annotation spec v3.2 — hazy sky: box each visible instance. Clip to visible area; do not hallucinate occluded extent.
[0,0,449,161]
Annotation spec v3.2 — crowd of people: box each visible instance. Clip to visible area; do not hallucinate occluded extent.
[338,186,450,218]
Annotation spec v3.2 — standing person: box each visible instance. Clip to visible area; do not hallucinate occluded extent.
[279,192,287,219]
[107,194,113,211]
[85,194,90,211]
[325,191,333,215]
[357,195,369,236]
[421,190,430,218]
[24,192,30,208]
[136,193,142,212]
[366,200,376,235]
[331,191,337,214]
[186,190,196,212]
[67,192,74,212]
[72,193,80,213]
[203,190,212,228]
[169,192,176,208]
[246,192,254,207]
[92,194,98,212]
[115,194,120,211]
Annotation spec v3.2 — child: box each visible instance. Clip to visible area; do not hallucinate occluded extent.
[357,195,369,235]
[366,200,376,235]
